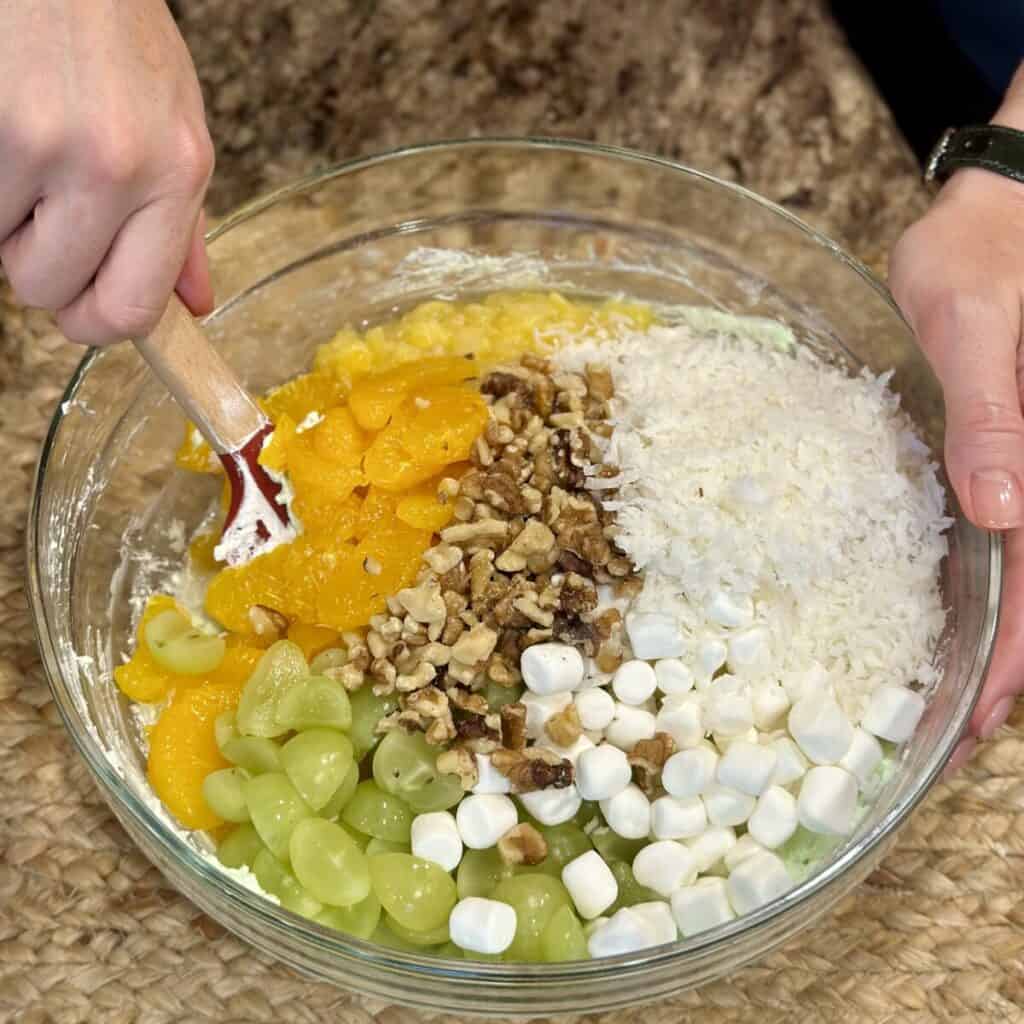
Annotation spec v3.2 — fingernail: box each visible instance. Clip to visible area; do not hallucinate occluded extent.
[970,469,1024,528]
[979,695,1016,740]
[942,737,976,780]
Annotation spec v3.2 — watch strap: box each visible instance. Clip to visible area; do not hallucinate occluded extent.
[925,124,1024,186]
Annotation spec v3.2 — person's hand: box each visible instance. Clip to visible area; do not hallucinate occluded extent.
[890,166,1024,774]
[0,0,214,344]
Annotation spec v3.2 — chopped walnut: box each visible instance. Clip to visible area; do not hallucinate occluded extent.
[248,604,287,639]
[437,747,479,790]
[451,622,499,666]
[629,732,678,795]
[492,746,574,792]
[500,702,527,750]
[422,543,462,575]
[498,823,549,866]
[395,661,437,693]
[397,579,447,626]
[405,685,449,719]
[544,703,582,748]
[323,663,365,691]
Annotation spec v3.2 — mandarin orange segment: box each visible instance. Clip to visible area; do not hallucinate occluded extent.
[395,476,454,532]
[260,370,348,423]
[316,522,432,631]
[348,356,477,431]
[257,414,297,474]
[189,532,222,574]
[287,622,341,661]
[114,595,185,703]
[356,487,398,538]
[364,385,488,491]
[310,407,367,466]
[147,678,244,830]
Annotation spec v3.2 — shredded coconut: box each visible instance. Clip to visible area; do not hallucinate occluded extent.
[556,318,950,721]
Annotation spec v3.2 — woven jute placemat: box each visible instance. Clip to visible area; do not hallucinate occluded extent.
[2,1,1023,1021]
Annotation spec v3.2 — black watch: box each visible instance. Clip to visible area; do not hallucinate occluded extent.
[925,124,1024,187]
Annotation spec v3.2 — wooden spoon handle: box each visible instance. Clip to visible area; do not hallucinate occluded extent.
[133,294,267,454]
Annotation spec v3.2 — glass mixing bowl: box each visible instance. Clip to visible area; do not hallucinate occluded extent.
[28,139,999,1015]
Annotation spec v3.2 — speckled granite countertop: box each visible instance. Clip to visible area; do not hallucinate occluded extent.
[11,5,1020,1024]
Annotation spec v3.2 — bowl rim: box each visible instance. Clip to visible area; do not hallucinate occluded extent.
[26,135,1001,984]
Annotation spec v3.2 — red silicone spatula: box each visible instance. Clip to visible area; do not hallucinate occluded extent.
[134,294,298,566]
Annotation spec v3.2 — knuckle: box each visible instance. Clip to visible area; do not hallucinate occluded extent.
[85,128,146,186]
[956,395,1024,440]
[173,122,215,193]
[93,290,162,339]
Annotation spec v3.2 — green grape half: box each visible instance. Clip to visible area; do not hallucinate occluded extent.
[436,941,464,960]
[201,767,250,823]
[235,640,309,738]
[252,848,322,918]
[574,801,600,829]
[348,687,399,758]
[320,762,360,820]
[275,676,352,732]
[369,853,457,932]
[536,823,592,876]
[217,822,265,869]
[341,781,412,842]
[456,847,517,900]
[289,818,372,908]
[244,772,313,860]
[214,711,238,752]
[370,922,429,954]
[591,826,646,864]
[281,728,354,811]
[372,729,462,813]
[145,608,225,675]
[385,914,450,947]
[492,874,571,962]
[315,889,381,939]
[607,860,659,913]
[220,735,283,775]
[540,904,589,962]
[365,837,411,857]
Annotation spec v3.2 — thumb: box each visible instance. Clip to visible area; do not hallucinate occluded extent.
[174,210,214,317]
[910,291,1024,530]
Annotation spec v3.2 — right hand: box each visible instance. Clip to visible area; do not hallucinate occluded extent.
[0,0,214,344]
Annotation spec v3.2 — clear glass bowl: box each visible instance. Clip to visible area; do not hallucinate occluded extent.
[28,139,999,1015]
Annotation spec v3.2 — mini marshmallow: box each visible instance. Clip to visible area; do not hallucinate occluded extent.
[671,877,736,937]
[839,728,884,786]
[612,660,658,705]
[727,627,770,673]
[704,682,754,737]
[655,693,704,749]
[586,908,657,957]
[600,784,652,839]
[687,826,737,873]
[575,688,616,731]
[583,916,609,940]
[543,733,595,765]
[788,692,854,765]
[605,704,657,751]
[797,766,858,836]
[631,901,678,945]
[695,637,728,680]
[625,612,686,659]
[702,783,756,827]
[576,743,632,801]
[449,897,517,954]
[411,811,463,872]
[662,745,719,799]
[632,840,698,897]
[456,794,518,849]
[862,685,925,743]
[747,785,798,849]
[520,642,585,696]
[769,737,808,786]
[519,785,582,826]
[705,591,754,629]
[521,691,573,739]
[562,850,618,919]
[654,659,695,696]
[752,682,790,730]
[713,726,760,753]
[650,794,708,840]
[716,740,777,797]
[722,833,767,871]
[473,754,512,794]
[726,850,792,914]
